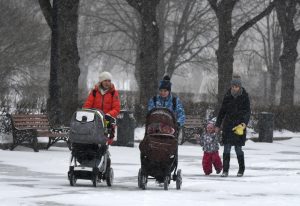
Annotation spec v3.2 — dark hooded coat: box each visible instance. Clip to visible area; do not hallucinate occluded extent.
[215,88,251,146]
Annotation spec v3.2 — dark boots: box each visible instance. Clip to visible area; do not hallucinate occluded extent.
[237,154,245,177]
[221,153,245,177]
[221,153,230,177]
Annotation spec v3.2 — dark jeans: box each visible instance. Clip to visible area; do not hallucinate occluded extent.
[223,144,244,156]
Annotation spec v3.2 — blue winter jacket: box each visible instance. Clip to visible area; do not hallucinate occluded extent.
[148,94,185,127]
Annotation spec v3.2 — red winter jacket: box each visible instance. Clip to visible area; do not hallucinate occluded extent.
[83,84,121,118]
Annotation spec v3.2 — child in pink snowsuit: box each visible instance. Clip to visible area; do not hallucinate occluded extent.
[197,123,223,175]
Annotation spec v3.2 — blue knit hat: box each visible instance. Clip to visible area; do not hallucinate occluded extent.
[159,75,172,91]
[231,75,242,87]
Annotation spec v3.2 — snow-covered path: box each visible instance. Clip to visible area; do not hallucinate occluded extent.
[0,138,300,206]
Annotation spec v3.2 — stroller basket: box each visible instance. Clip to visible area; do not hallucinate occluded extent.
[139,135,177,162]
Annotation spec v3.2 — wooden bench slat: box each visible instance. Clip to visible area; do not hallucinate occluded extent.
[13,119,49,122]
[15,126,51,130]
[14,122,50,127]
[12,115,48,118]
[185,121,202,124]
[184,116,204,127]
[185,124,202,126]
[14,124,50,128]
[184,125,201,128]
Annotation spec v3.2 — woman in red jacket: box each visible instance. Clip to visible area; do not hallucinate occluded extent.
[83,71,121,143]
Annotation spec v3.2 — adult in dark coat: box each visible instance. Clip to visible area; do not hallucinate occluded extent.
[215,75,251,177]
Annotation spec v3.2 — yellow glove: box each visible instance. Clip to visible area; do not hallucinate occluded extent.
[232,123,246,136]
[105,120,109,127]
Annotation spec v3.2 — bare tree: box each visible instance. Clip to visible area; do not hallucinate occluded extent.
[275,0,300,106]
[125,0,160,113]
[79,0,218,84]
[240,10,282,105]
[78,0,139,92]
[257,14,282,105]
[269,20,282,105]
[160,0,218,78]
[0,0,49,109]
[39,0,80,125]
[207,0,275,105]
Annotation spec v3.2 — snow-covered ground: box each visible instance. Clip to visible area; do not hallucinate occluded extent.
[1,133,300,206]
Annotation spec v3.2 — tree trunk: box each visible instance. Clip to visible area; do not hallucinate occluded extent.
[47,0,61,125]
[78,16,91,101]
[78,60,88,102]
[216,46,234,104]
[275,0,300,106]
[133,28,143,125]
[126,0,160,121]
[263,71,268,102]
[139,2,160,109]
[39,0,80,126]
[157,0,166,80]
[134,12,142,92]
[215,5,235,105]
[279,44,298,106]
[269,29,282,105]
[59,0,80,125]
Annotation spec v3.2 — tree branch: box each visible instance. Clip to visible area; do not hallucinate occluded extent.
[207,0,218,13]
[107,0,138,40]
[232,1,275,47]
[97,50,135,66]
[125,0,141,11]
[175,36,218,69]
[80,12,136,42]
[166,0,195,68]
[38,0,52,29]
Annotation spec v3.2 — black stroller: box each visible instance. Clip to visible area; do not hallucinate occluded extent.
[68,109,114,187]
[138,108,182,190]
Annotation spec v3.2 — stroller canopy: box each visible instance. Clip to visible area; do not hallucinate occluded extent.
[145,108,177,137]
[70,109,107,145]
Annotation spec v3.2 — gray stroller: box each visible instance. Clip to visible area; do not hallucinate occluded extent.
[68,109,114,187]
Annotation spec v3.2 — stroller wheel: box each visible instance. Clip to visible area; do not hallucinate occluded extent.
[138,168,142,188]
[67,140,72,151]
[92,176,98,187]
[141,174,147,190]
[178,129,185,145]
[106,167,114,186]
[92,167,99,187]
[106,155,111,168]
[176,169,182,190]
[138,168,147,190]
[164,176,170,190]
[69,172,77,186]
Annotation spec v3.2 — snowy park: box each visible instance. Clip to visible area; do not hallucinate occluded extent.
[2,1,300,205]
[1,130,300,206]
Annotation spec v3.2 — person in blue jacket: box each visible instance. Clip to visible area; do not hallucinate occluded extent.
[148,75,185,128]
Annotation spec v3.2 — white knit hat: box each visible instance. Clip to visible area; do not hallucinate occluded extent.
[99,71,112,83]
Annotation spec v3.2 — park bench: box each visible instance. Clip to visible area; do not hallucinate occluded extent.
[9,114,70,152]
[181,115,205,144]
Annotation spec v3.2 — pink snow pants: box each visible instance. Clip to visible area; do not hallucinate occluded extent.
[202,151,223,175]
